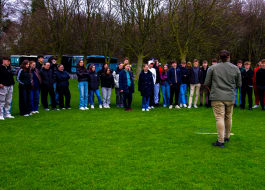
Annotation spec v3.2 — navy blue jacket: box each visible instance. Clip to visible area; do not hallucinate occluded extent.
[17,69,32,88]
[180,66,190,84]
[189,67,202,84]
[168,67,182,85]
[199,67,208,84]
[88,71,100,90]
[138,70,154,97]
[119,70,134,93]
[55,71,70,87]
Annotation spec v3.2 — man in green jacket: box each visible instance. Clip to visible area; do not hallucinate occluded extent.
[204,50,242,148]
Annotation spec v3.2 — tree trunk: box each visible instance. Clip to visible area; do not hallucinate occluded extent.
[136,54,144,80]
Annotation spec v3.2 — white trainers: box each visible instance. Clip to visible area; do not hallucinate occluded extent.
[24,114,30,117]
[45,108,50,111]
[175,105,180,109]
[253,105,259,109]
[148,107,151,109]
[163,105,167,108]
[180,104,183,108]
[183,104,187,108]
[188,105,192,109]
[169,105,173,109]
[106,105,110,109]
[142,109,145,111]
[5,115,15,119]
[80,107,85,110]
[0,116,5,120]
[194,105,198,108]
[35,111,39,114]
[151,106,154,109]
[91,105,94,109]
[99,105,103,109]
[146,109,150,111]
[84,107,89,110]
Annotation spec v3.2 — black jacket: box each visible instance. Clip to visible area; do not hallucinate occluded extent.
[0,64,15,86]
[76,67,89,82]
[200,67,208,84]
[154,65,161,84]
[40,68,54,87]
[36,61,43,70]
[241,69,254,87]
[17,69,32,87]
[88,71,100,90]
[101,73,114,88]
[50,63,58,81]
[55,71,70,87]
[256,68,265,87]
[138,70,154,97]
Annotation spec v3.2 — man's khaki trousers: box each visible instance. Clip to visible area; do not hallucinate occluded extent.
[211,101,234,143]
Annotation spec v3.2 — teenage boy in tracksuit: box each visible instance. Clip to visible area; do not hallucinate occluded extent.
[0,57,15,120]
[240,61,254,110]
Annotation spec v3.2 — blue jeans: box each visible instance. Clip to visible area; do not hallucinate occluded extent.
[30,89,40,112]
[154,84,160,104]
[89,89,102,105]
[180,84,187,105]
[161,82,170,106]
[53,83,59,104]
[235,88,241,105]
[78,82,88,108]
[142,96,150,109]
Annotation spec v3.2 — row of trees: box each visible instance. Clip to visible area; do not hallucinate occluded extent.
[1,0,265,76]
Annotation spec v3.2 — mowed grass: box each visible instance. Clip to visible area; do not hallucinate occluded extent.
[0,79,265,190]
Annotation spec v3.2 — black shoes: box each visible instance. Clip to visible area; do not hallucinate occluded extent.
[224,138,230,143]
[212,141,225,148]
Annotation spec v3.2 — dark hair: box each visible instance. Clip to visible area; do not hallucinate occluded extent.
[171,60,177,65]
[237,60,243,64]
[212,58,217,63]
[219,50,230,62]
[2,56,10,61]
[37,55,44,59]
[77,60,86,69]
[20,60,30,71]
[57,64,63,68]
[203,60,208,64]
[104,68,111,74]
[89,64,95,72]
[193,59,199,63]
[143,63,148,68]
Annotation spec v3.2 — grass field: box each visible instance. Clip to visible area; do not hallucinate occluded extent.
[1,79,265,190]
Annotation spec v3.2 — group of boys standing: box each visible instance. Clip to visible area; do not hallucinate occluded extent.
[0,55,72,120]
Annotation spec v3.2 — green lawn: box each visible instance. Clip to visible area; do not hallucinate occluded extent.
[1,80,265,190]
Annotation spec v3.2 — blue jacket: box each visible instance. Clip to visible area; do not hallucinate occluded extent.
[119,70,134,93]
[180,67,190,84]
[168,67,182,85]
[138,70,154,97]
[55,71,70,87]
